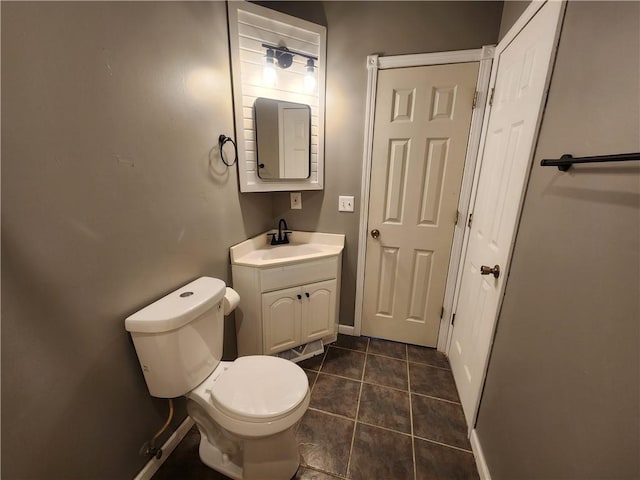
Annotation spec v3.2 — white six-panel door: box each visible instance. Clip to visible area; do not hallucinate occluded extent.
[449,1,565,425]
[362,63,479,346]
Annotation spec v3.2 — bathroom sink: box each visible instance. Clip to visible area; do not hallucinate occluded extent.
[230,231,345,267]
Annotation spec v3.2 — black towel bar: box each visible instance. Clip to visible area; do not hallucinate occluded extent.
[540,152,640,171]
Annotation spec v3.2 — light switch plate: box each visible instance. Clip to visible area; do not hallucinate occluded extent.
[338,195,355,212]
[290,192,302,209]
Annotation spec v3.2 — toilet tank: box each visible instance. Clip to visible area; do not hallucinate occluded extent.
[125,277,226,398]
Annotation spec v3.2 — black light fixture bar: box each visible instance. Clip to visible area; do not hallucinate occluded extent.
[261,43,318,62]
[540,152,640,171]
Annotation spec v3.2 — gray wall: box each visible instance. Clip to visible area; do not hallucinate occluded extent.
[498,1,530,39]
[264,1,504,326]
[1,2,271,478]
[476,2,640,478]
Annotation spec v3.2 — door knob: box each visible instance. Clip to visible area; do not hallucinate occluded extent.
[480,265,500,279]
[370,229,380,239]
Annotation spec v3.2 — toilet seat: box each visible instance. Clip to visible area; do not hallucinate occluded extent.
[187,355,310,438]
[211,356,308,419]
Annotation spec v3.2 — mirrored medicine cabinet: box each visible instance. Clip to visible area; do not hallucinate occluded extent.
[255,98,311,180]
[228,1,326,192]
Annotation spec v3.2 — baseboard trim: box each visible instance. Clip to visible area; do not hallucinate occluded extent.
[337,324,356,336]
[133,416,195,480]
[470,428,491,480]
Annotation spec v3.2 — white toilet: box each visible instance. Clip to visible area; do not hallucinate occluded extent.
[125,277,310,480]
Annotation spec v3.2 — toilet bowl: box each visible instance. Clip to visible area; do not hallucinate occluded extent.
[125,277,310,480]
[187,356,310,479]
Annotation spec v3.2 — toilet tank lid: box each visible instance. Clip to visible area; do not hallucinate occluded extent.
[125,277,226,334]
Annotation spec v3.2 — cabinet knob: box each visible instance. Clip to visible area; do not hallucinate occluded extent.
[305,292,310,298]
[297,294,302,300]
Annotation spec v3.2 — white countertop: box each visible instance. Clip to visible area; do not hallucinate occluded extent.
[230,230,345,267]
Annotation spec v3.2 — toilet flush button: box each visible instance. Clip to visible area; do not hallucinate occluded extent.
[180,291,194,298]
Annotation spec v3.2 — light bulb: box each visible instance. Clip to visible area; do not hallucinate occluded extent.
[304,72,316,92]
[263,63,276,87]
[304,58,316,92]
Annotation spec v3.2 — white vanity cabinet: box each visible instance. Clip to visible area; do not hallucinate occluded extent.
[262,279,336,355]
[230,231,344,357]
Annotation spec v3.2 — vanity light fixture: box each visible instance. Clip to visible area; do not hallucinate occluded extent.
[261,43,318,91]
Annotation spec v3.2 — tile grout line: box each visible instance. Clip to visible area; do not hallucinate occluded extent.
[410,390,462,405]
[332,340,451,371]
[406,360,452,372]
[310,370,409,394]
[297,349,327,435]
[307,350,327,396]
[329,344,368,355]
[306,408,414,439]
[361,349,407,362]
[412,435,474,454]
[344,337,369,478]
[407,344,417,480]
[307,406,356,422]
[355,419,412,438]
[307,365,459,405]
[308,350,326,394]
[317,347,329,371]
[302,465,350,480]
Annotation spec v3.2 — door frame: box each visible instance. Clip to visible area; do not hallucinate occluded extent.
[349,46,495,350]
[448,0,566,434]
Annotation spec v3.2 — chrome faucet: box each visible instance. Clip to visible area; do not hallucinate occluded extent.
[268,218,291,245]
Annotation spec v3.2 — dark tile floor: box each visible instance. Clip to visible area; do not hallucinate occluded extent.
[154,335,479,480]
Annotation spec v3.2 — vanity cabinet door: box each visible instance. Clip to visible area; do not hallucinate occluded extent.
[301,279,336,343]
[262,286,301,354]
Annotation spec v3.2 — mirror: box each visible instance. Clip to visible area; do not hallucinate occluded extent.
[254,97,311,179]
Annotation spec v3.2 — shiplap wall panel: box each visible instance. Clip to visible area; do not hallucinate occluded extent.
[229,2,326,192]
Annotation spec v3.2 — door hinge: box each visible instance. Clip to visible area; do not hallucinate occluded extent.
[488,87,495,106]
[451,313,456,326]
[440,306,444,319]
[467,213,473,228]
[472,90,479,109]
[455,210,460,225]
